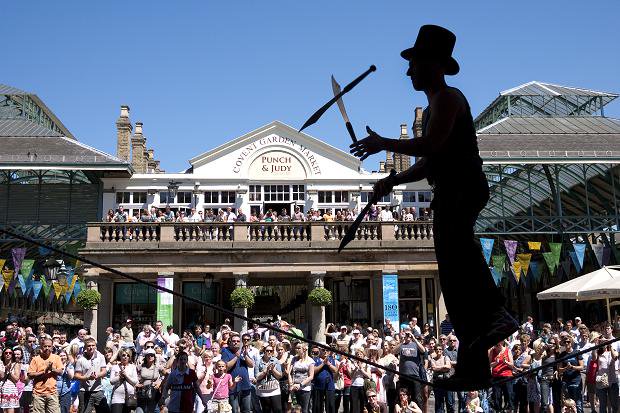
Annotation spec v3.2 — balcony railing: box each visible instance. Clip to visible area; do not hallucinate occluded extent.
[88,221,435,246]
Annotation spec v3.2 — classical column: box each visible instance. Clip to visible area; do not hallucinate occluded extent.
[308,271,326,342]
[233,273,249,332]
[84,274,112,346]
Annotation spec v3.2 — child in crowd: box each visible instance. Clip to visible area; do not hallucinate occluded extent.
[207,360,240,413]
[466,390,481,413]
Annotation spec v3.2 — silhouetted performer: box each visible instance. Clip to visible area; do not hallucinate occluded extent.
[350,25,518,389]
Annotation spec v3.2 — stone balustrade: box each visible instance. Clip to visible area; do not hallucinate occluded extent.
[88,221,434,246]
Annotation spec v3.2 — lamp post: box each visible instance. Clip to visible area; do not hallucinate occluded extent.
[43,259,63,283]
[193,182,201,208]
[203,273,214,290]
[167,180,181,205]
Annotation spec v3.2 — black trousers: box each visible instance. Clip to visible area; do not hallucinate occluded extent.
[432,175,504,373]
[312,389,336,413]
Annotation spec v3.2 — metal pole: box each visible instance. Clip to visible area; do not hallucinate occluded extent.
[607,297,612,323]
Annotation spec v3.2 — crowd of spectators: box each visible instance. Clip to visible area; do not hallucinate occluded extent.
[1,314,615,413]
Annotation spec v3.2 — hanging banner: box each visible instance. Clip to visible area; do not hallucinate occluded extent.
[517,253,532,278]
[492,254,507,276]
[19,259,35,279]
[32,280,43,301]
[528,242,542,251]
[2,269,13,289]
[11,248,27,277]
[53,282,63,300]
[592,244,604,267]
[0,259,6,271]
[382,274,400,333]
[569,251,581,273]
[480,238,494,265]
[543,252,556,274]
[491,268,504,286]
[549,243,562,270]
[504,240,518,265]
[530,261,542,282]
[573,244,586,270]
[157,278,174,330]
[17,274,26,293]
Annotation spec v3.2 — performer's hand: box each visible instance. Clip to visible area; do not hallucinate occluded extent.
[350,126,386,161]
[373,174,396,200]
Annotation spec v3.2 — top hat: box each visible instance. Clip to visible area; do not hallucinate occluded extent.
[400,25,460,75]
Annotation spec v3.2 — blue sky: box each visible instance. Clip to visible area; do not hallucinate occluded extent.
[3,1,619,172]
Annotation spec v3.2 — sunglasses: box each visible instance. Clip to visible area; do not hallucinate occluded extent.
[145,346,154,349]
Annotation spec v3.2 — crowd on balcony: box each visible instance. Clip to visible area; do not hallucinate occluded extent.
[0,313,616,413]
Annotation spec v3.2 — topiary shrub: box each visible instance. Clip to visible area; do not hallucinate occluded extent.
[307,287,333,306]
[230,287,255,309]
[76,289,101,310]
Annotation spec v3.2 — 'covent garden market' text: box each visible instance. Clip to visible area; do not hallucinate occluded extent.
[232,135,322,175]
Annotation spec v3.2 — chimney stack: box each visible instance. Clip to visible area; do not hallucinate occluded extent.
[414,107,423,138]
[131,122,147,173]
[116,105,132,161]
[393,123,412,173]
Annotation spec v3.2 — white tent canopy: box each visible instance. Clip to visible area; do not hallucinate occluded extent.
[537,265,620,322]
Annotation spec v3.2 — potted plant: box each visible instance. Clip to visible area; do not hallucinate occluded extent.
[230,287,255,309]
[76,289,101,310]
[307,287,333,306]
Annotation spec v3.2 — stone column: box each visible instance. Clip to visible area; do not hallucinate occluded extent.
[233,273,249,332]
[308,271,326,342]
[84,273,112,346]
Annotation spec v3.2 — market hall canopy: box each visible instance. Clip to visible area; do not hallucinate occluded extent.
[473,81,620,235]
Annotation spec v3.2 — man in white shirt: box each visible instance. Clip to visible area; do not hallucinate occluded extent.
[69,329,88,354]
[350,329,366,352]
[379,206,394,222]
[409,317,422,336]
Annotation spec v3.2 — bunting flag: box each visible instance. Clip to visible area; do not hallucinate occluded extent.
[19,259,35,279]
[569,251,582,273]
[53,282,63,300]
[491,268,504,286]
[17,274,26,292]
[41,277,50,297]
[517,253,532,278]
[549,243,563,270]
[1,269,12,289]
[0,259,5,271]
[73,280,82,299]
[65,287,73,303]
[592,244,604,267]
[24,273,33,295]
[504,240,518,265]
[11,247,27,276]
[480,238,494,265]
[530,260,542,282]
[528,242,542,251]
[561,259,572,277]
[8,277,17,296]
[543,252,557,274]
[32,280,43,300]
[573,244,586,270]
[492,254,507,276]
[512,261,522,283]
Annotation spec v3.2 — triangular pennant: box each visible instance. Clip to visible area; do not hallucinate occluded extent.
[53,282,63,300]
[24,273,33,295]
[41,277,50,297]
[73,280,82,299]
[569,251,581,273]
[543,252,556,274]
[480,238,494,265]
[0,259,6,271]
[530,261,542,281]
[492,254,507,276]
[512,261,522,283]
[603,247,611,266]
[491,268,503,286]
[504,240,518,265]
[11,248,26,276]
[528,242,541,251]
[561,259,572,277]
[19,259,35,279]
[573,244,586,270]
[592,244,604,267]
[2,269,13,289]
[32,280,43,301]
[549,242,562,270]
[17,274,26,292]
[65,289,73,303]
[517,253,532,278]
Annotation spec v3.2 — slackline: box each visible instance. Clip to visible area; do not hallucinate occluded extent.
[2,225,618,390]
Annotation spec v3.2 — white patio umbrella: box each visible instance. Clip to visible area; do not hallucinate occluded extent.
[536,265,620,322]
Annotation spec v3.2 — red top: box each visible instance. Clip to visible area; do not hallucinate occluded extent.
[491,346,512,377]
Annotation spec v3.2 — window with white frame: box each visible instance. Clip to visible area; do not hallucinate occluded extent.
[402,191,416,203]
[204,191,218,203]
[177,191,192,204]
[418,191,432,202]
[318,191,332,203]
[292,185,305,201]
[159,191,173,204]
[249,185,261,202]
[221,191,236,203]
[334,191,349,203]
[360,192,391,203]
[264,185,290,202]
[133,192,147,204]
[116,192,130,204]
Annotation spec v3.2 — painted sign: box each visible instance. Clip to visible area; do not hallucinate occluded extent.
[248,150,306,180]
[156,278,174,329]
[382,273,400,333]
